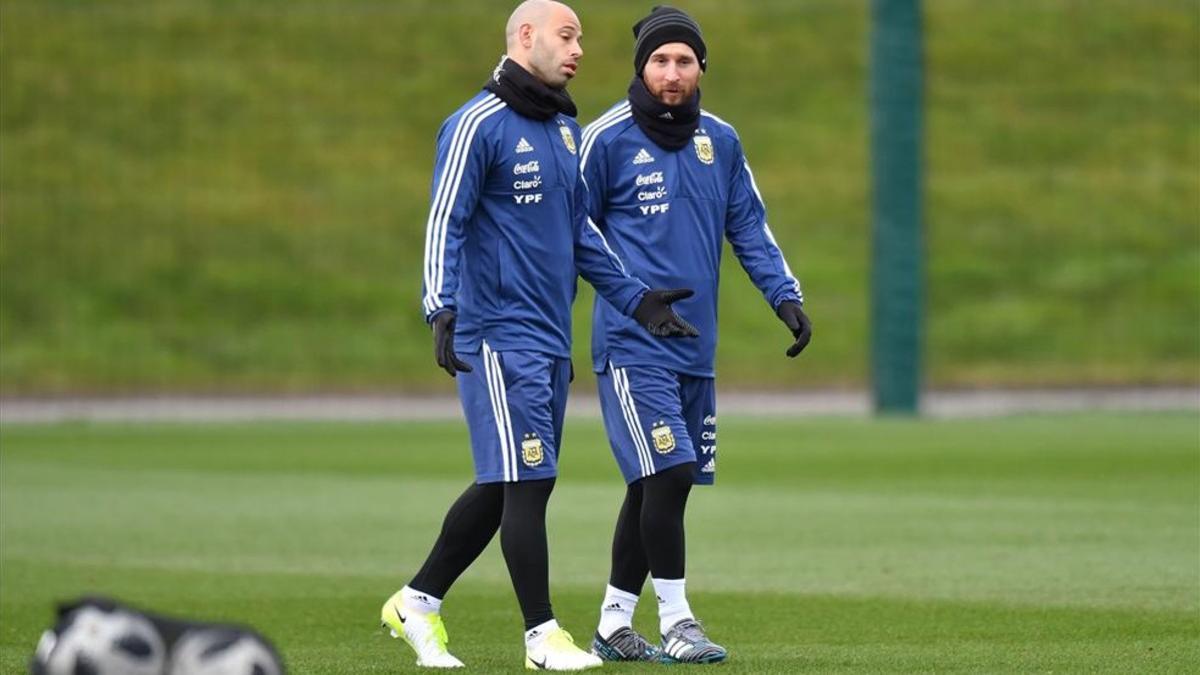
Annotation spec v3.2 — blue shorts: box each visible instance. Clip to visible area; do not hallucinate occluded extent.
[457,342,571,484]
[597,362,717,486]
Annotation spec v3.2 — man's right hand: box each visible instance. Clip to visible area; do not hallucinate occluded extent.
[633,289,700,338]
[431,311,472,377]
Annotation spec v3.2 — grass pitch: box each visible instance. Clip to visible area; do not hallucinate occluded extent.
[1,413,1197,672]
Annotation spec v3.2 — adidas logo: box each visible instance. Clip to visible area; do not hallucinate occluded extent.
[603,603,623,611]
[658,111,673,120]
[632,148,655,165]
[515,137,534,154]
[701,458,716,473]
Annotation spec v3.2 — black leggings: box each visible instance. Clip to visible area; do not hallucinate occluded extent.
[608,462,695,594]
[409,478,557,630]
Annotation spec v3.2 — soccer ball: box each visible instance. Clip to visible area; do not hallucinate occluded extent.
[168,628,284,675]
[32,605,166,675]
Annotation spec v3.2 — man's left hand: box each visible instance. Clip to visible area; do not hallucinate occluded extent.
[776,301,812,358]
[633,288,701,338]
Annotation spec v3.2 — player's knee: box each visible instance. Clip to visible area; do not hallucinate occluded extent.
[469,481,504,499]
[625,480,645,502]
[648,462,695,495]
[504,476,556,503]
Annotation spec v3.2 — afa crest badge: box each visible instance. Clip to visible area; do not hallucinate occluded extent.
[560,125,577,155]
[650,421,676,454]
[521,433,544,467]
[693,135,714,165]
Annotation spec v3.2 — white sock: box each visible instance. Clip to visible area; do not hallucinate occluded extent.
[525,618,560,649]
[652,577,693,636]
[596,585,639,639]
[401,585,443,615]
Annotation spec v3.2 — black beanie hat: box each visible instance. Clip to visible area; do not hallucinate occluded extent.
[632,5,707,75]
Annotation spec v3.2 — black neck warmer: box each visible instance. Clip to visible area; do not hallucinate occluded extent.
[627,76,701,150]
[484,56,577,121]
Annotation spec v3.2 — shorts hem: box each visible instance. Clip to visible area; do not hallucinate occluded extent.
[623,455,697,485]
[475,470,559,484]
[517,469,559,482]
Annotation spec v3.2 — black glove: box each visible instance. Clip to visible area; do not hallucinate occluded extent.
[431,311,472,377]
[776,301,812,357]
[633,288,700,338]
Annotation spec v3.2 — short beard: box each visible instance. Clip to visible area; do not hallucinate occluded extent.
[648,81,695,104]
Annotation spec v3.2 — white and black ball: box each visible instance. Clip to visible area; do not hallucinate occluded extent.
[167,628,283,675]
[33,606,166,675]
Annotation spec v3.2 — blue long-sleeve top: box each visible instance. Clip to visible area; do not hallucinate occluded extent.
[581,101,803,376]
[421,91,648,358]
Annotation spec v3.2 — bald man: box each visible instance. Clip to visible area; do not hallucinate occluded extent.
[380,1,695,670]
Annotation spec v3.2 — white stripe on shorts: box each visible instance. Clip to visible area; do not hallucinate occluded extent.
[610,363,654,478]
[483,341,516,482]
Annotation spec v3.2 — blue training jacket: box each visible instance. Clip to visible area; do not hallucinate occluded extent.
[421,91,648,358]
[581,101,803,377]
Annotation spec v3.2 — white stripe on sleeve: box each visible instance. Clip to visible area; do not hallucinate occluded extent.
[422,95,507,314]
[740,159,802,298]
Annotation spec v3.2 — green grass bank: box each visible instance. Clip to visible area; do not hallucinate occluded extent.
[1,1,1197,393]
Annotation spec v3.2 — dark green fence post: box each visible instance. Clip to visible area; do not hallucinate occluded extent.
[870,0,924,414]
